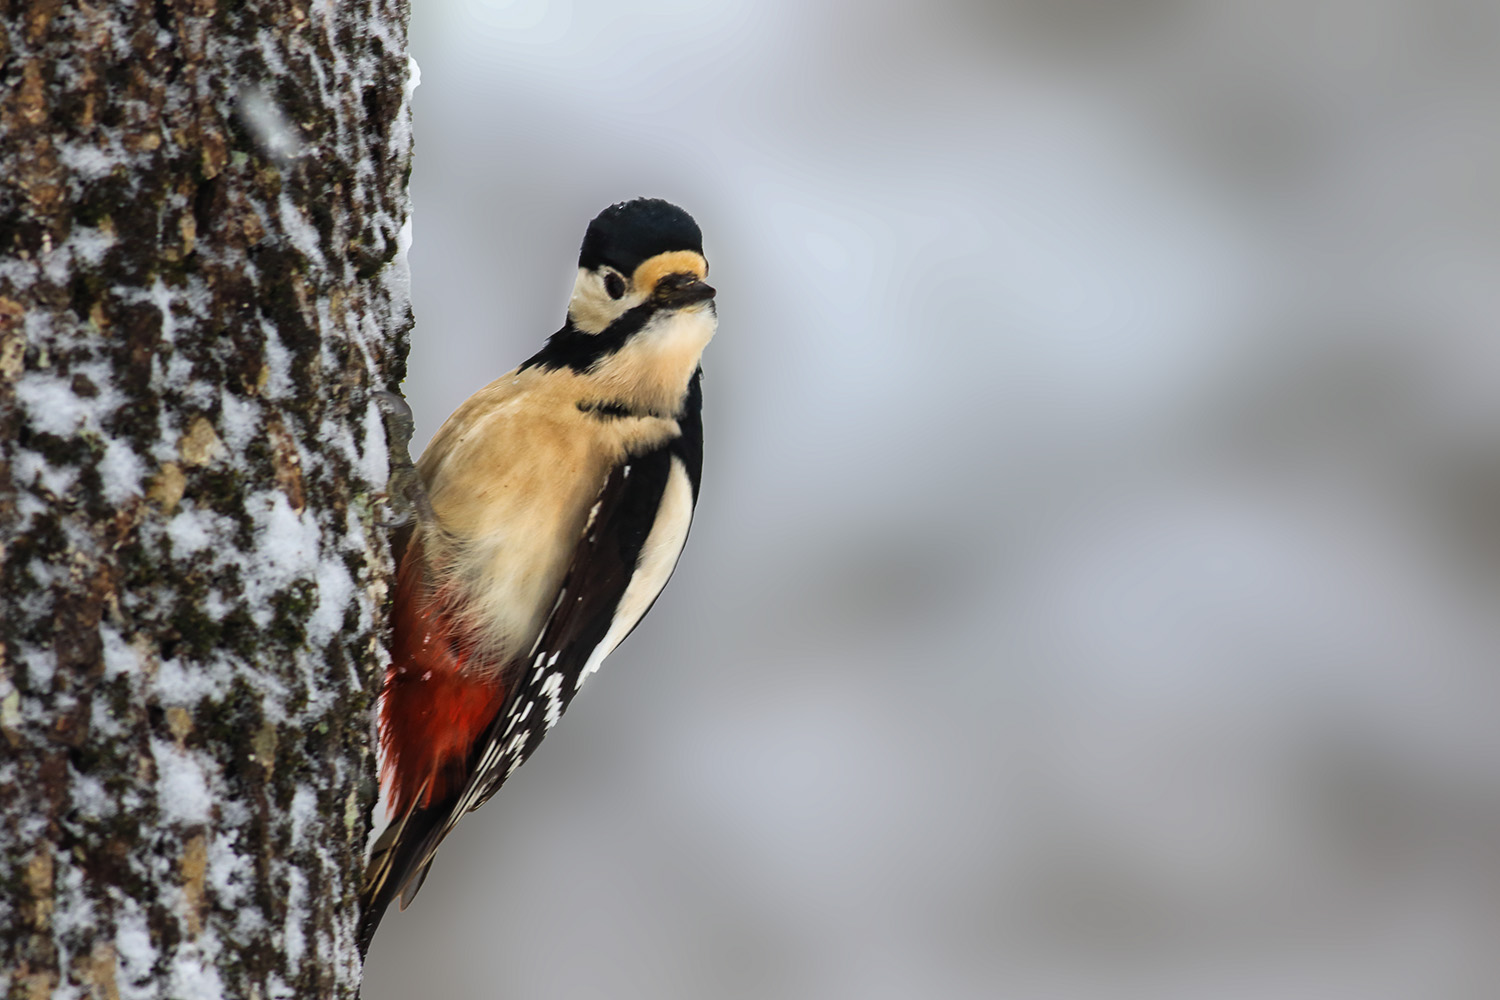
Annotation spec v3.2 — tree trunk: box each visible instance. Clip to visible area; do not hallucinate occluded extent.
[0,0,412,994]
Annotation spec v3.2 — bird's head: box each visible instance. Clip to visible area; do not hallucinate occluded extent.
[566,198,715,334]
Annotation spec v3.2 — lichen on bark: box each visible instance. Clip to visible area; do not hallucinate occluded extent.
[0,0,413,996]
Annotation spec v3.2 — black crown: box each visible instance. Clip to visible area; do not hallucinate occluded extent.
[578,198,703,274]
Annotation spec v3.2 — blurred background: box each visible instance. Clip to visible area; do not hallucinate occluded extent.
[361,1,1500,996]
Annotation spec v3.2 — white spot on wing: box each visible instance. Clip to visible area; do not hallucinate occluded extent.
[540,672,565,729]
[504,730,531,777]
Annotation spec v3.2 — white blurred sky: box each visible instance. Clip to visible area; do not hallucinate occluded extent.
[363,1,1500,997]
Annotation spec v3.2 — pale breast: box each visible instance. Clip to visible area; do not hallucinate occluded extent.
[416,368,680,673]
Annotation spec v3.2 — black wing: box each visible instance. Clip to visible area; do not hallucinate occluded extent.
[460,444,677,814]
[359,444,679,954]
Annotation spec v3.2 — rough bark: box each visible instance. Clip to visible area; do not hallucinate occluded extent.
[0,0,412,995]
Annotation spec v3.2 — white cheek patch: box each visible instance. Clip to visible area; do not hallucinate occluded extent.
[567,269,614,334]
[567,267,646,334]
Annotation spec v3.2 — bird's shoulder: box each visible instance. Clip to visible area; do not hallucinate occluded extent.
[418,365,689,488]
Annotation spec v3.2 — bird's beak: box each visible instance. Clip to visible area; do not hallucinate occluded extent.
[654,272,716,308]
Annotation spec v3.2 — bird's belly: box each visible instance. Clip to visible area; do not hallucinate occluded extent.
[439,438,610,671]
[417,379,682,675]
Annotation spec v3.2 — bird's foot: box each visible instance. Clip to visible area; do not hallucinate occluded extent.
[374,390,434,528]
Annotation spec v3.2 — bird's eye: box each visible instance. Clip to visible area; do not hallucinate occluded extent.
[604,273,626,300]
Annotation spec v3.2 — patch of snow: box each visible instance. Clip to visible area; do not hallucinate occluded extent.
[260,320,294,399]
[242,491,321,623]
[23,300,53,344]
[153,657,231,707]
[216,387,262,455]
[201,588,233,623]
[16,812,47,845]
[18,642,55,691]
[169,945,226,1000]
[148,402,179,466]
[12,449,79,499]
[310,559,355,647]
[382,213,414,314]
[23,551,67,590]
[281,868,307,965]
[405,54,421,99]
[236,88,302,163]
[146,277,179,344]
[71,772,113,820]
[207,830,252,909]
[13,581,49,622]
[277,192,325,268]
[315,416,360,476]
[57,140,122,180]
[99,436,144,504]
[162,350,197,394]
[215,794,250,828]
[359,395,391,488]
[115,907,157,1000]
[100,624,140,679]
[165,505,233,556]
[41,241,74,286]
[235,905,268,939]
[51,855,97,946]
[91,695,129,738]
[12,373,99,436]
[153,738,213,825]
[288,786,317,847]
[11,358,130,463]
[69,225,117,266]
[253,27,291,78]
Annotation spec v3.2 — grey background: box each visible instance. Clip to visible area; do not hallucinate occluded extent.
[362,1,1500,996]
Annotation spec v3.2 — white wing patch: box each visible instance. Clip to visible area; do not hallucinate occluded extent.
[576,455,695,691]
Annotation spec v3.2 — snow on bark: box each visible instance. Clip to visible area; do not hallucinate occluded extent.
[0,0,413,996]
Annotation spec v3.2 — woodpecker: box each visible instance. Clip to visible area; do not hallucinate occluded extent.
[359,198,714,954]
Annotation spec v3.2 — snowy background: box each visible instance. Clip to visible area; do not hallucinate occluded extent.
[361,1,1500,997]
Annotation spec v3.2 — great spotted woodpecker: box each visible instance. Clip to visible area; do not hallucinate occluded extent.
[359,199,714,954]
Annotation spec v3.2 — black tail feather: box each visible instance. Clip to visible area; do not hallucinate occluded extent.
[357,793,451,958]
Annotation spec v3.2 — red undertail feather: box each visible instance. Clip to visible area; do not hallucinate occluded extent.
[381,536,507,816]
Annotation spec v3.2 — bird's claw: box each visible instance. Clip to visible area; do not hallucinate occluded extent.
[374,390,433,528]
